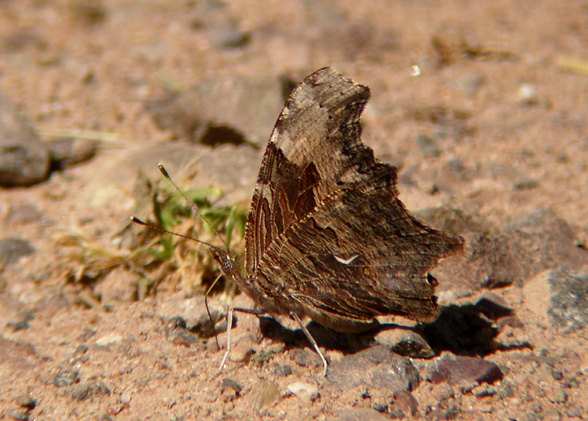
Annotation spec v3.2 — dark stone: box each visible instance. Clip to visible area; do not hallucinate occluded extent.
[68,378,111,400]
[220,378,242,394]
[166,316,199,347]
[415,205,490,236]
[8,310,35,331]
[327,346,421,393]
[392,390,419,416]
[546,269,588,332]
[190,0,250,49]
[54,369,80,387]
[474,292,514,320]
[289,348,321,369]
[46,137,99,169]
[0,92,50,186]
[428,354,503,386]
[271,362,292,377]
[374,328,435,358]
[0,238,35,265]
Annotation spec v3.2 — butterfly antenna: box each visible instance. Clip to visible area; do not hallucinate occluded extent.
[130,216,222,347]
[157,163,231,251]
[134,164,233,350]
[130,216,215,249]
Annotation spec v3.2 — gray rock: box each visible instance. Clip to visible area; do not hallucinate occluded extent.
[251,379,281,410]
[67,378,110,400]
[427,353,503,386]
[165,316,199,347]
[327,345,420,393]
[524,268,588,332]
[146,74,289,148]
[7,407,30,420]
[54,369,80,387]
[220,378,242,394]
[374,328,435,358]
[14,394,36,410]
[46,137,99,168]
[0,92,50,186]
[0,238,35,265]
[391,390,419,417]
[437,210,588,295]
[414,205,491,238]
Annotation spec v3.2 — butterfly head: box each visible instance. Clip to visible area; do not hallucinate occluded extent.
[210,247,234,273]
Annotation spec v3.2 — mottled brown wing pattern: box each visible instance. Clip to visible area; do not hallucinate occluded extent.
[256,187,462,330]
[238,67,463,331]
[245,67,372,274]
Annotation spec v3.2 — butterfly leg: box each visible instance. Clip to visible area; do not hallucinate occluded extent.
[212,306,267,379]
[291,312,329,377]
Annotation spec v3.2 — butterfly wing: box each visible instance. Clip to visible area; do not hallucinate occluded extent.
[246,67,372,272]
[245,67,463,329]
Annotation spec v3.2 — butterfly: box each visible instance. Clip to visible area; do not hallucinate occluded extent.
[207,67,464,376]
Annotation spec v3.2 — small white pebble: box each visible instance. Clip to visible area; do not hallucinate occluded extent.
[287,382,319,405]
[517,83,538,105]
[96,333,123,346]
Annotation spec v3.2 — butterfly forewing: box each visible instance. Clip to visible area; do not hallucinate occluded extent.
[245,68,372,274]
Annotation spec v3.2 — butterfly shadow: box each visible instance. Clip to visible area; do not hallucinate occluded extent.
[418,301,531,356]
[257,316,379,361]
[256,297,528,367]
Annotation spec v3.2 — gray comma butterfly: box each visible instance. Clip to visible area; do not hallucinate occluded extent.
[207,67,464,376]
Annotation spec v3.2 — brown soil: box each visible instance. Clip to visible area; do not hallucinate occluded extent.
[1,1,587,419]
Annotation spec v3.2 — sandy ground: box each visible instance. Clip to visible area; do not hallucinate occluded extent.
[1,1,587,419]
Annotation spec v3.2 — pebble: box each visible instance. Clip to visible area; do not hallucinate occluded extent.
[270,362,292,377]
[416,134,442,157]
[228,335,256,362]
[392,390,419,416]
[46,137,99,168]
[428,353,503,386]
[0,92,50,186]
[96,333,123,346]
[287,382,319,405]
[333,408,391,421]
[7,407,30,421]
[68,379,111,400]
[146,74,286,148]
[374,328,435,358]
[14,394,36,409]
[326,346,421,393]
[7,203,42,225]
[517,83,538,105]
[0,238,35,265]
[251,379,281,410]
[544,383,567,404]
[54,369,80,387]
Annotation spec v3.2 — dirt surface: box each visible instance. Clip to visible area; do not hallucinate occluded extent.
[1,1,588,419]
